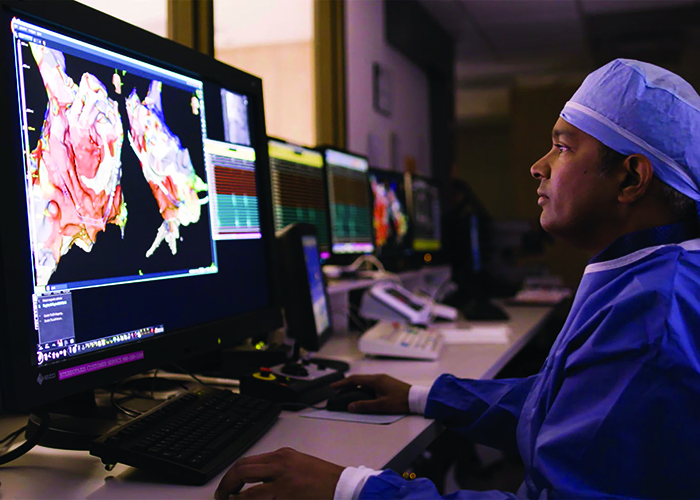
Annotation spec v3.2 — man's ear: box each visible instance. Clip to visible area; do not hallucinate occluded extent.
[618,154,653,204]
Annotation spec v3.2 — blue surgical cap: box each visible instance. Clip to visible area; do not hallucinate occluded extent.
[560,58,700,203]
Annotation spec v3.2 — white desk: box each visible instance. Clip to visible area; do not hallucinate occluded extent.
[0,304,556,499]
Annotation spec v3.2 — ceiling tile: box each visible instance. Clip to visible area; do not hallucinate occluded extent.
[463,0,580,26]
[487,19,585,53]
[579,0,695,15]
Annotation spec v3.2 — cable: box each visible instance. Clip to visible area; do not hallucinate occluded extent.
[157,372,240,387]
[363,255,386,272]
[346,311,368,332]
[110,390,143,418]
[171,364,214,388]
[108,371,190,418]
[0,426,27,454]
[0,410,50,466]
[275,402,327,411]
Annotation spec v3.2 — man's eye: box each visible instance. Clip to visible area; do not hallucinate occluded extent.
[554,143,570,153]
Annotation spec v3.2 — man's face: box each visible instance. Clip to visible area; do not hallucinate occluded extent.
[531,118,621,248]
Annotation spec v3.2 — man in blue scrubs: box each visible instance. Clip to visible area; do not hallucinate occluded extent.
[215,59,700,499]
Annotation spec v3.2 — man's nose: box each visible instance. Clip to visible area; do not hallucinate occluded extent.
[530,155,550,180]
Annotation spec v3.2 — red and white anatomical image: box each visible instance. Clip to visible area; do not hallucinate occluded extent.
[125,81,208,258]
[28,43,127,287]
[371,178,407,249]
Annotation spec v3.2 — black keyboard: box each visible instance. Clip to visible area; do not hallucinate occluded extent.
[90,386,280,485]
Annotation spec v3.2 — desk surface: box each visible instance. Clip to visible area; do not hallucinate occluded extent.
[0,304,555,499]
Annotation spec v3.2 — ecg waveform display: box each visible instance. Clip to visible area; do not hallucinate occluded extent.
[269,156,329,252]
[206,140,260,239]
[327,165,373,253]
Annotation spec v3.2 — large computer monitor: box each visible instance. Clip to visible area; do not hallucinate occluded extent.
[368,168,412,268]
[319,147,374,259]
[0,1,282,413]
[407,175,442,260]
[268,138,330,259]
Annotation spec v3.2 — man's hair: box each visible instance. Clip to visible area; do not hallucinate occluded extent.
[598,143,696,220]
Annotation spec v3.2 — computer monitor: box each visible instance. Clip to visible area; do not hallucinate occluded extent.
[0,1,282,413]
[368,168,412,268]
[319,147,374,259]
[268,138,330,259]
[407,175,442,261]
[276,223,332,352]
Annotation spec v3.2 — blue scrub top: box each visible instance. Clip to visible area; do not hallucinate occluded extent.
[360,221,700,499]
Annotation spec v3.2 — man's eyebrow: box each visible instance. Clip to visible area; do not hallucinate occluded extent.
[552,129,575,141]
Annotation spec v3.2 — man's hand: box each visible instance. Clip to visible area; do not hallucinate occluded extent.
[214,448,343,499]
[331,374,411,414]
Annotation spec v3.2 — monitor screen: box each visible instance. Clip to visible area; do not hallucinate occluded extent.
[268,139,330,259]
[368,168,411,259]
[322,148,373,255]
[409,176,442,253]
[301,235,330,336]
[276,223,331,352]
[0,2,281,411]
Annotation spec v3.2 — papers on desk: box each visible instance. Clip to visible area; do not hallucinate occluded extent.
[300,409,405,425]
[437,325,512,344]
[506,287,572,305]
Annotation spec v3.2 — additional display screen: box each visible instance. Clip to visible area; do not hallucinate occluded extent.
[268,140,329,258]
[386,288,423,312]
[411,177,442,252]
[10,17,270,367]
[301,235,330,335]
[324,149,373,254]
[369,169,410,257]
[470,214,481,273]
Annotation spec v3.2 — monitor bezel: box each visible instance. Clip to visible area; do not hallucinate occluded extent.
[0,0,282,412]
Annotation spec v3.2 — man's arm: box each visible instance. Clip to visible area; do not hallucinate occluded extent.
[215,374,538,499]
[358,470,518,500]
[424,374,538,453]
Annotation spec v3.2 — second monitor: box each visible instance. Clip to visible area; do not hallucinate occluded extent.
[268,138,330,259]
[407,175,442,263]
[319,147,374,261]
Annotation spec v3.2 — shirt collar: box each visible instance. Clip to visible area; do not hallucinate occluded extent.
[590,219,700,265]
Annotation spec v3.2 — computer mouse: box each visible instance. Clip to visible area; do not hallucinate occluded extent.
[326,386,377,412]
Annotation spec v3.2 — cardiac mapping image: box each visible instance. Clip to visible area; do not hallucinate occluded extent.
[371,175,408,250]
[18,37,215,290]
[126,81,208,258]
[27,43,127,287]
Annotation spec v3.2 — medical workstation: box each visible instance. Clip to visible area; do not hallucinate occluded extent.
[3,0,692,498]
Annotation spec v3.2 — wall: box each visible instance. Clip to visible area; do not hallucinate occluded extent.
[454,121,514,220]
[76,0,167,37]
[214,0,315,146]
[345,0,431,175]
[217,42,315,146]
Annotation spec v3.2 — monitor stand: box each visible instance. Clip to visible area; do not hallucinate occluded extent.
[460,298,510,322]
[442,284,510,322]
[25,378,181,450]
